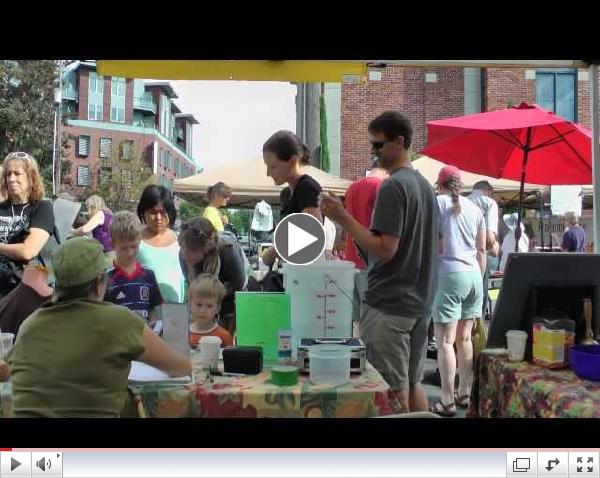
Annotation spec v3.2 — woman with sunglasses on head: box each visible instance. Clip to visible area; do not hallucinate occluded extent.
[203,182,232,233]
[261,130,323,266]
[136,185,186,304]
[179,217,247,335]
[178,217,246,335]
[0,152,55,296]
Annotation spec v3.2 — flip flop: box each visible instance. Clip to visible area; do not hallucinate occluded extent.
[431,400,456,417]
[454,392,470,408]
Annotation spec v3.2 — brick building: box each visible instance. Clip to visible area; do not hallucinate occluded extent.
[335,66,599,181]
[59,61,199,198]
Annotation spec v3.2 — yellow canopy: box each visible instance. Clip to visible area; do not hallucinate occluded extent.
[173,157,351,207]
[97,60,368,83]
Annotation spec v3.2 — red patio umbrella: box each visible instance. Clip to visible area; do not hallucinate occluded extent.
[422,103,592,250]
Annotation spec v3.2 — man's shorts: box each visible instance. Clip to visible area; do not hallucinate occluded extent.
[433,271,483,324]
[359,303,429,390]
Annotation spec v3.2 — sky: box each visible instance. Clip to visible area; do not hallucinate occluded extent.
[170,81,297,170]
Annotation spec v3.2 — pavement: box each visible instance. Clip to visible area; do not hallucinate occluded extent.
[421,355,468,418]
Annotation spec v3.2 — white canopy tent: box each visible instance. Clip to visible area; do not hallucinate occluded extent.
[173,156,352,207]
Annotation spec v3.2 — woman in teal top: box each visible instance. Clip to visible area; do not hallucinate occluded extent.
[136,185,186,303]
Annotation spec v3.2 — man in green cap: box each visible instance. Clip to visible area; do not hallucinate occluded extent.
[1,237,191,417]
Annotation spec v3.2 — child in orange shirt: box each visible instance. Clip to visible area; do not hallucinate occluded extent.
[188,273,234,348]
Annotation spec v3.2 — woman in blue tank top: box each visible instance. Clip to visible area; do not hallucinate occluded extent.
[136,185,186,304]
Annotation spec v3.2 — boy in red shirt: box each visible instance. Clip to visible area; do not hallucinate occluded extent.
[188,273,234,348]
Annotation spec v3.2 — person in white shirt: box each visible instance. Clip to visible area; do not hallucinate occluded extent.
[499,213,529,272]
[432,166,486,417]
[468,181,500,318]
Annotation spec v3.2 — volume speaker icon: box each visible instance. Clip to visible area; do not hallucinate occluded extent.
[36,457,51,471]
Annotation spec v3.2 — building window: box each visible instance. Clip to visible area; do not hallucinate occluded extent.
[536,70,577,122]
[88,72,103,94]
[77,166,90,186]
[110,105,125,123]
[77,135,90,157]
[111,77,126,97]
[121,169,133,189]
[99,137,112,158]
[110,77,126,123]
[160,95,169,136]
[99,167,112,187]
[88,103,103,121]
[120,140,134,161]
[88,72,104,121]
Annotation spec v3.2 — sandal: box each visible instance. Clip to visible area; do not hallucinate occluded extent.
[454,392,470,408]
[431,400,457,417]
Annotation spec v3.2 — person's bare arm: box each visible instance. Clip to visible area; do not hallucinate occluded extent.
[137,325,191,377]
[72,211,105,236]
[320,194,399,263]
[486,231,499,257]
[302,207,323,222]
[476,229,487,275]
[0,361,10,382]
[0,228,50,262]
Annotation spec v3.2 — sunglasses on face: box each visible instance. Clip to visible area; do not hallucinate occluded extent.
[370,137,403,150]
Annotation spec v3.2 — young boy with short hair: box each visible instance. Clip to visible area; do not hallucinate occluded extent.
[104,211,163,328]
[188,273,234,348]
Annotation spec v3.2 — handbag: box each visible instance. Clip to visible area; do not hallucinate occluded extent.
[472,317,488,362]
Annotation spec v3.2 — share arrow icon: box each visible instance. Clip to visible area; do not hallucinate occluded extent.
[546,458,560,471]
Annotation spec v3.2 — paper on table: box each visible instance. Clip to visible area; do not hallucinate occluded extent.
[128,361,192,384]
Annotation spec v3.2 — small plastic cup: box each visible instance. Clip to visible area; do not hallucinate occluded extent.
[505,330,528,362]
[198,336,222,369]
[0,332,15,360]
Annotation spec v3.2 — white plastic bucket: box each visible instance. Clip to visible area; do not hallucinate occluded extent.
[283,260,356,357]
[309,344,351,386]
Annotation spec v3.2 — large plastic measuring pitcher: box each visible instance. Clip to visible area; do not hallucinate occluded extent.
[282,260,356,357]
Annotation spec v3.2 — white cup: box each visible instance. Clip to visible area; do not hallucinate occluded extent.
[505,330,528,362]
[198,336,222,369]
[0,333,15,360]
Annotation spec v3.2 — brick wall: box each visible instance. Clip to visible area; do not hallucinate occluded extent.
[77,69,89,121]
[340,67,600,183]
[485,69,536,111]
[340,66,464,181]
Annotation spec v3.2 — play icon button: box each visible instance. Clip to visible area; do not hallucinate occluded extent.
[11,458,21,471]
[274,213,326,265]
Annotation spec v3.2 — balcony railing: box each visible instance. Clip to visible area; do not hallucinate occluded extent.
[133,93,157,114]
[62,86,78,101]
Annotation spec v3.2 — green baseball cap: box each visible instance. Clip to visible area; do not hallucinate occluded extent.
[51,237,112,287]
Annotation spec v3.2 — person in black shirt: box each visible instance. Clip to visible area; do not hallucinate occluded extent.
[262,130,323,266]
[0,152,55,296]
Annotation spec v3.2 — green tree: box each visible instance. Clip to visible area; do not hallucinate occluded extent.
[179,200,202,221]
[83,140,154,213]
[0,60,58,194]
[226,209,250,235]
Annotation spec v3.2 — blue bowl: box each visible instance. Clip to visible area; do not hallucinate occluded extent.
[569,345,600,381]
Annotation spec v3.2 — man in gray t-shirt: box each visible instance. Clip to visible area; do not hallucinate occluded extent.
[320,111,439,413]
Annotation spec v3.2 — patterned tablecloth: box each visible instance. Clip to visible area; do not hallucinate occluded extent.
[467,348,600,418]
[0,353,401,418]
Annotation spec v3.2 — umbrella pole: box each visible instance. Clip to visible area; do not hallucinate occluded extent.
[515,128,532,252]
[538,190,545,251]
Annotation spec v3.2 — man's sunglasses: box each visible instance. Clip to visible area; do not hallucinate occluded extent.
[370,137,402,150]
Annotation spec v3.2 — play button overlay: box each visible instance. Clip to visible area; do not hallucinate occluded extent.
[274,213,326,265]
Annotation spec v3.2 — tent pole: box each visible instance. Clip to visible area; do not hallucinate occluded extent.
[515,128,532,252]
[590,63,600,253]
